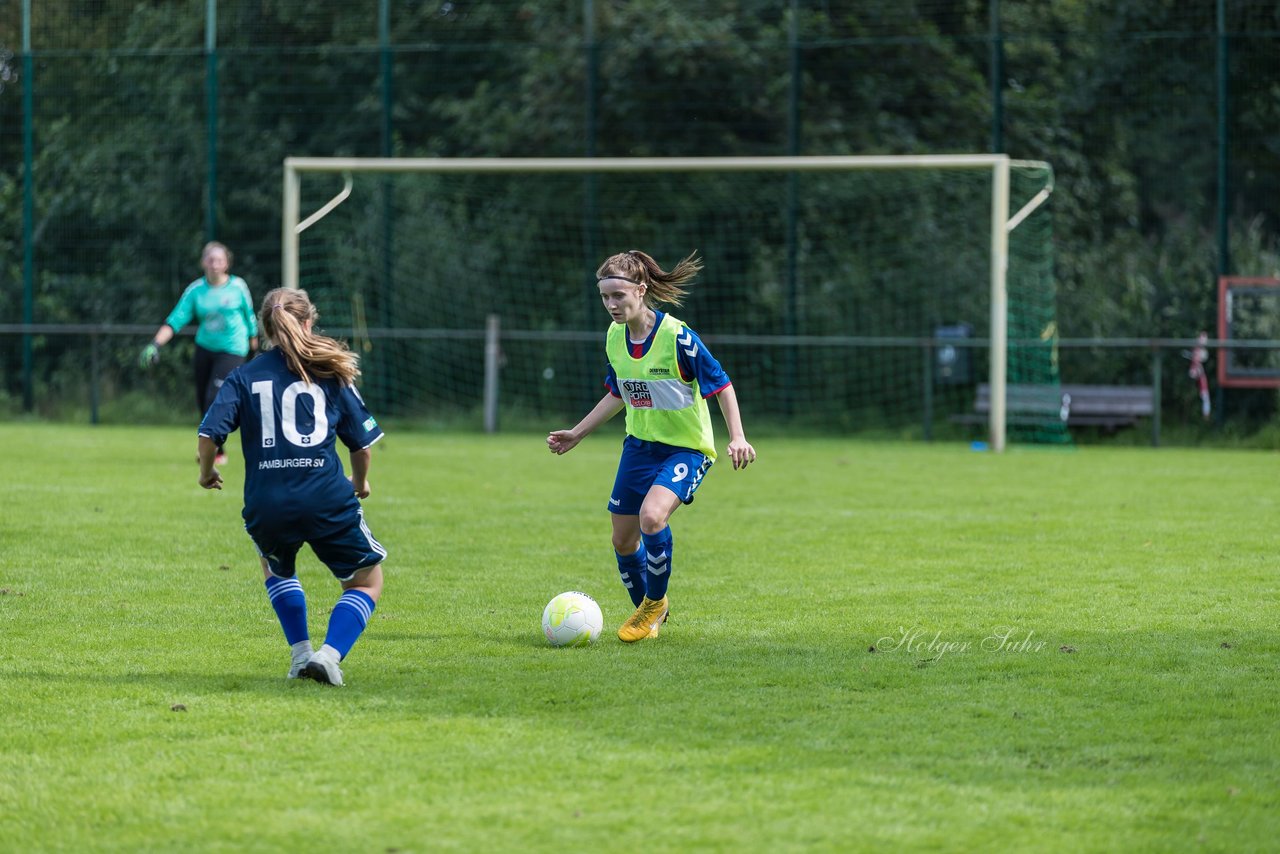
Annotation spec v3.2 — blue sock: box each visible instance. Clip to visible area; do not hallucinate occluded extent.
[641,527,673,600]
[323,589,376,660]
[615,543,648,607]
[265,575,309,645]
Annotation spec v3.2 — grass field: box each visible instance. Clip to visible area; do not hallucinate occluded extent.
[1,423,1277,852]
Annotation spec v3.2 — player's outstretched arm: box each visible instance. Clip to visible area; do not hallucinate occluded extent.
[349,447,372,499]
[547,394,625,455]
[140,325,176,368]
[714,384,756,470]
[197,436,223,489]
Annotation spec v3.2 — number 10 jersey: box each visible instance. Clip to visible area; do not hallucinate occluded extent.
[199,348,384,540]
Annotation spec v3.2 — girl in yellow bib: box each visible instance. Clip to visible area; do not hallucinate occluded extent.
[548,250,756,642]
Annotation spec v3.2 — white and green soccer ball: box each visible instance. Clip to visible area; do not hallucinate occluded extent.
[541,591,603,647]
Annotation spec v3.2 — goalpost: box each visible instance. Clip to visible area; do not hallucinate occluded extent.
[282,155,1056,450]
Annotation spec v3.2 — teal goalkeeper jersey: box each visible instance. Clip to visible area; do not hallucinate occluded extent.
[164,276,257,356]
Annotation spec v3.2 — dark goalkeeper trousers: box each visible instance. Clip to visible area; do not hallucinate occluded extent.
[194,345,245,452]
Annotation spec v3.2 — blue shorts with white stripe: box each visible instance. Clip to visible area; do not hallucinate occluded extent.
[249,509,387,581]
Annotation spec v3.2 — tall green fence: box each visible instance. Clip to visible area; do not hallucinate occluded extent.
[2,1,1279,433]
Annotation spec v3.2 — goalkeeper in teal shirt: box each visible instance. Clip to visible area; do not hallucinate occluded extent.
[142,241,258,464]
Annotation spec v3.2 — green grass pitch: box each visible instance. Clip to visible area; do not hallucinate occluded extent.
[0,423,1276,851]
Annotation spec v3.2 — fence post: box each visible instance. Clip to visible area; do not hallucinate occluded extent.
[1215,0,1230,278]
[21,0,34,412]
[989,0,1004,153]
[90,331,100,425]
[922,340,934,441]
[1151,346,1162,447]
[782,0,801,416]
[483,314,501,434]
[205,0,218,241]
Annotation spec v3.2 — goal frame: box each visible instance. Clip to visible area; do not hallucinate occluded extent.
[282,155,1052,451]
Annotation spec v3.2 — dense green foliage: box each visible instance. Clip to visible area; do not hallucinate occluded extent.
[1,425,1277,849]
[1,1,1279,427]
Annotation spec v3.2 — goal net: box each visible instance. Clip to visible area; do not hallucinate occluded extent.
[283,156,1063,448]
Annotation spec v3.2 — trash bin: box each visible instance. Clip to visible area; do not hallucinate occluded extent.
[934,323,972,385]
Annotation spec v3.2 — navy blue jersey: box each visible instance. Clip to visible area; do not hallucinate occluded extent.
[198,349,384,540]
[604,310,731,399]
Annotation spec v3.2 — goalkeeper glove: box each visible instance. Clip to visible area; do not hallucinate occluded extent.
[140,342,160,368]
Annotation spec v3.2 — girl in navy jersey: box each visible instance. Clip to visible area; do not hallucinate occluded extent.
[198,287,386,686]
[548,250,756,642]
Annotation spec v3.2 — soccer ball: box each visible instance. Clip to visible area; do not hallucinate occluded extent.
[541,591,603,647]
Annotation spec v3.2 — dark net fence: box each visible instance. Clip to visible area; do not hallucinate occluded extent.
[1,1,1278,435]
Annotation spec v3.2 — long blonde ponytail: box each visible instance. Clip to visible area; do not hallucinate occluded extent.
[258,288,360,386]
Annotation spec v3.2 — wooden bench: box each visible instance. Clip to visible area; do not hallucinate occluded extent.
[1056,384,1155,429]
[954,383,1156,432]
[952,384,1068,427]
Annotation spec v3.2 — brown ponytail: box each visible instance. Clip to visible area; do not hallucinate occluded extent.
[596,250,702,307]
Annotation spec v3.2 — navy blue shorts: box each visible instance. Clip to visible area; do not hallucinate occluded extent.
[608,436,713,515]
[249,509,387,581]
